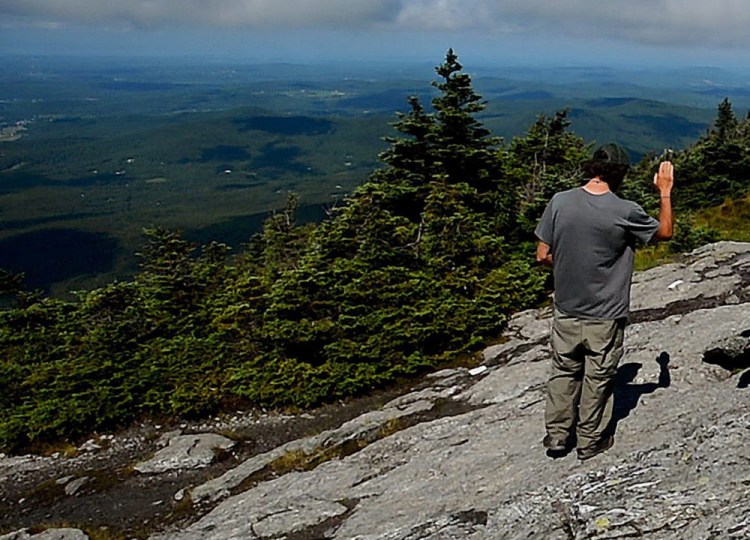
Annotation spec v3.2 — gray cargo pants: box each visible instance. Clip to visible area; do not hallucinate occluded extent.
[545,308,625,450]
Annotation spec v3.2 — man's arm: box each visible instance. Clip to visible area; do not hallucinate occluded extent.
[653,161,674,241]
[536,241,553,266]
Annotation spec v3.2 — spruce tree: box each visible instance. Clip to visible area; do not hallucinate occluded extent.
[714,97,739,140]
[431,49,515,232]
[669,98,750,208]
[505,110,589,235]
[431,49,493,182]
[230,50,544,407]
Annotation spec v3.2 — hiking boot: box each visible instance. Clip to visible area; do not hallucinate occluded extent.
[577,435,615,461]
[542,434,569,453]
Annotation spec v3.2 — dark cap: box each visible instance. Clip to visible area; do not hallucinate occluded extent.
[592,143,630,166]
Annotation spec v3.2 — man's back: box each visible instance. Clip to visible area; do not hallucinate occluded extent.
[535,187,658,320]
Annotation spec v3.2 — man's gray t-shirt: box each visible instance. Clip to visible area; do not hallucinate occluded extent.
[535,188,659,320]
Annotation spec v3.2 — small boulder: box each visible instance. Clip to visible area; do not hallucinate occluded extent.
[134,434,235,474]
[64,477,89,496]
[0,529,89,540]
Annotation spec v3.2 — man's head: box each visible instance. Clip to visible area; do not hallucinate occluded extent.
[583,143,630,191]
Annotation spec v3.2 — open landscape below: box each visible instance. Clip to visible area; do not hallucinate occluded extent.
[2,56,750,294]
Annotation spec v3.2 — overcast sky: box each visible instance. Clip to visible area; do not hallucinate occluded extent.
[2,0,749,68]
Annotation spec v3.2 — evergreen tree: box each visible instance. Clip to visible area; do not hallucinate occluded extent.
[251,193,315,285]
[668,98,750,209]
[431,50,493,181]
[617,151,662,213]
[431,49,515,232]
[229,50,544,407]
[714,97,739,140]
[505,110,589,235]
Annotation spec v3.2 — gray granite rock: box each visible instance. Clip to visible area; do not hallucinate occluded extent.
[63,476,89,496]
[482,308,552,367]
[55,475,74,486]
[630,241,750,314]
[190,395,438,504]
[153,242,750,539]
[0,529,89,540]
[77,439,101,453]
[134,434,235,474]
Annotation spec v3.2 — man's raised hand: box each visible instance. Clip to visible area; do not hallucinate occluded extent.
[653,161,674,195]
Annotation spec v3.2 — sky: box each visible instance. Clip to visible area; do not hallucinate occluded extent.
[1,0,750,69]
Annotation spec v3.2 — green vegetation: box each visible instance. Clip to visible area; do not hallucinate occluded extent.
[1,52,750,452]
[695,195,750,242]
[1,55,735,294]
[628,97,750,268]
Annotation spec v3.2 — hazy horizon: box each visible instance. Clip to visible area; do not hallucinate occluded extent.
[2,1,750,72]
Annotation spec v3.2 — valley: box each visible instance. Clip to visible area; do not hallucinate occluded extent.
[1,56,748,294]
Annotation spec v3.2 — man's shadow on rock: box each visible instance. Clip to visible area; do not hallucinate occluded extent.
[609,352,671,435]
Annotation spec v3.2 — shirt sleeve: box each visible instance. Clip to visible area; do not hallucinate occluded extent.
[626,203,660,244]
[535,197,555,245]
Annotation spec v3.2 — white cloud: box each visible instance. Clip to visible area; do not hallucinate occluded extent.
[474,0,750,46]
[1,0,399,29]
[3,0,750,47]
[391,0,750,46]
[395,0,487,30]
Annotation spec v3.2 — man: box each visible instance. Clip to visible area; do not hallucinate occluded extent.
[535,144,673,460]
